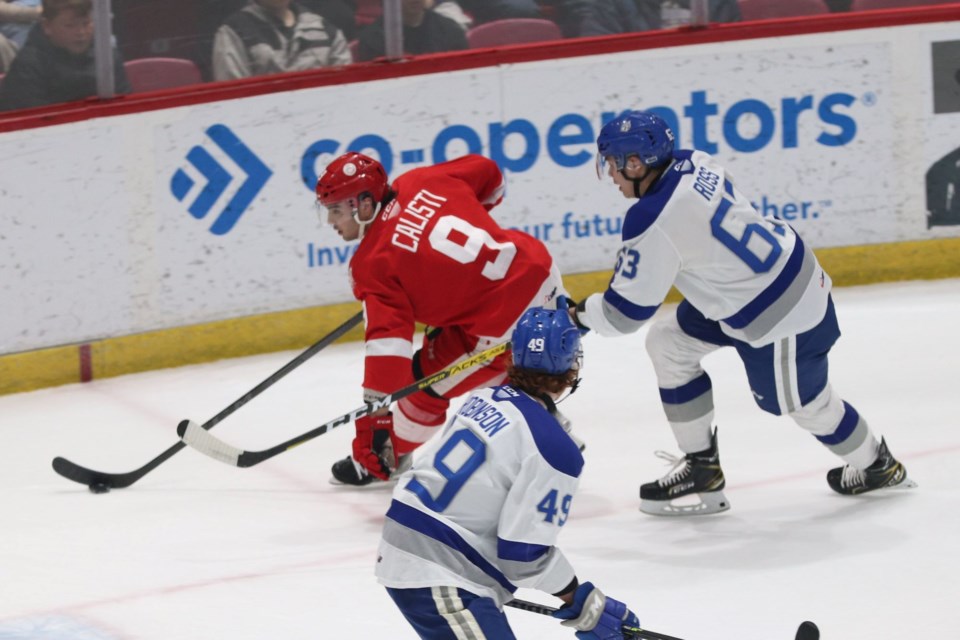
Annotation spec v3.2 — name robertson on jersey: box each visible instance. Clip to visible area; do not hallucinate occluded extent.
[457,396,510,437]
[391,189,448,254]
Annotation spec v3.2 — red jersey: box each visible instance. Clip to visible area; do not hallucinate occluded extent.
[349,155,554,394]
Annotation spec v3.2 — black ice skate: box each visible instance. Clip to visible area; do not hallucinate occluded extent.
[330,455,379,486]
[330,426,412,487]
[827,438,917,495]
[329,453,413,487]
[639,429,730,516]
[330,429,413,487]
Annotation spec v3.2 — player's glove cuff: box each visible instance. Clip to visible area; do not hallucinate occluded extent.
[572,299,591,336]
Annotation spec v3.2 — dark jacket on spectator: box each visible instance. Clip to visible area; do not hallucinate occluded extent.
[0,25,129,111]
[458,0,542,24]
[581,0,740,36]
[301,0,357,40]
[212,1,351,81]
[539,0,593,38]
[357,8,467,61]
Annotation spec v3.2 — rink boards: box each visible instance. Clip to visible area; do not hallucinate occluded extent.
[2,9,959,393]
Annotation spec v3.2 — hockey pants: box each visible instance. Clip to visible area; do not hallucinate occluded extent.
[645,298,879,469]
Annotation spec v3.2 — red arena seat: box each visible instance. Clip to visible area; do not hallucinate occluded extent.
[738,0,830,20]
[124,58,203,93]
[466,18,562,49]
[851,0,959,9]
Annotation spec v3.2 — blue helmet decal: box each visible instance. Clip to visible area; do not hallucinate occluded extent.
[597,111,676,172]
[512,304,582,375]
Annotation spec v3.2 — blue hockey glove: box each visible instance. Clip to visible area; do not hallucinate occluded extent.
[552,582,640,640]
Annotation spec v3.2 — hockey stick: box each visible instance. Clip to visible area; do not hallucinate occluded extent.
[504,599,820,640]
[51,311,364,490]
[504,598,678,640]
[178,341,511,468]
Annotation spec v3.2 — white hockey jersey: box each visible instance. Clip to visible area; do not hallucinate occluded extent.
[375,385,583,605]
[581,149,832,347]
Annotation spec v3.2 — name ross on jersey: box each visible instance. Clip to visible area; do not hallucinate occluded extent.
[391,189,448,254]
[693,166,721,201]
[457,396,511,437]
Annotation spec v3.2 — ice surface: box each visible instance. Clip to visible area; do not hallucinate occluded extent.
[2,280,959,639]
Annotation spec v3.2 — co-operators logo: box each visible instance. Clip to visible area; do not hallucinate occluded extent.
[170,125,272,235]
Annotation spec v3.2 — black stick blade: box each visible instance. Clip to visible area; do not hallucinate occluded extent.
[796,621,820,640]
[52,456,122,488]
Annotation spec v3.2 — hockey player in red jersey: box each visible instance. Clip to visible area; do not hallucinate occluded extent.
[315,152,567,486]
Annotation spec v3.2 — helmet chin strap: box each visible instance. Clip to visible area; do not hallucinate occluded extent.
[619,167,646,198]
[353,201,381,238]
[621,165,664,198]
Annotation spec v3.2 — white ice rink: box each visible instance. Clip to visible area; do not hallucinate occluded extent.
[2,279,959,640]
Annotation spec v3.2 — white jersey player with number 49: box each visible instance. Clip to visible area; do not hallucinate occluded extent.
[376,304,640,640]
[570,111,915,514]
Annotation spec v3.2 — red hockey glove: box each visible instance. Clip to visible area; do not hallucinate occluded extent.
[352,413,397,481]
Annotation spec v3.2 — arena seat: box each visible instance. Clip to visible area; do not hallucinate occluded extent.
[851,0,959,10]
[124,58,203,93]
[738,0,830,20]
[355,0,383,26]
[466,18,562,49]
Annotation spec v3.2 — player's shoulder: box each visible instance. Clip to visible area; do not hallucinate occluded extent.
[442,154,498,170]
[484,386,584,478]
[395,155,495,185]
[623,150,697,241]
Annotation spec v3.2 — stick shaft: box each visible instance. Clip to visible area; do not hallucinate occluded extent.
[504,599,684,640]
[179,341,512,467]
[52,311,364,488]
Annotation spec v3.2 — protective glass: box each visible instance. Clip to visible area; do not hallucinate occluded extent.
[595,153,621,183]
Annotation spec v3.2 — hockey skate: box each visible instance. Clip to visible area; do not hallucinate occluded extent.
[330,432,412,487]
[330,452,412,487]
[639,429,730,516]
[827,437,917,495]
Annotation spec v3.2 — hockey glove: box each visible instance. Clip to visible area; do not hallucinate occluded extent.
[352,413,397,481]
[552,582,640,640]
[558,295,590,337]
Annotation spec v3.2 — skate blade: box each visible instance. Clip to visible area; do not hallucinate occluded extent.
[861,472,919,494]
[328,476,397,489]
[640,490,731,516]
[887,477,918,491]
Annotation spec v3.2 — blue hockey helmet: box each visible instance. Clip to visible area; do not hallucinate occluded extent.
[512,300,582,375]
[596,111,675,176]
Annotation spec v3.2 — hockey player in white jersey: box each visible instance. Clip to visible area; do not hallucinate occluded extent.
[571,110,915,515]
[376,302,640,639]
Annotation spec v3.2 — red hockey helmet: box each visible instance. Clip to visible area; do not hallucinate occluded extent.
[315,152,389,206]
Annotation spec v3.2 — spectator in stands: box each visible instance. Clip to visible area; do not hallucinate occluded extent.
[580,0,740,36]
[356,0,467,61]
[301,0,357,39]
[824,0,852,11]
[538,0,593,38]
[212,0,351,81]
[432,0,472,30]
[0,32,15,72]
[459,0,542,23]
[0,0,130,111]
[0,0,40,49]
